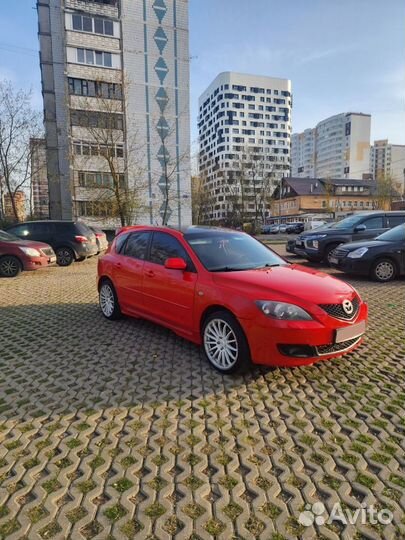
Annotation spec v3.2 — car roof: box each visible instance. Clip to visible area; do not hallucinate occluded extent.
[115,225,244,237]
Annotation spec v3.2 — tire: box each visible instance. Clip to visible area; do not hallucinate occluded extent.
[0,255,22,278]
[55,247,74,266]
[370,258,397,282]
[202,310,251,374]
[324,243,340,265]
[99,279,122,320]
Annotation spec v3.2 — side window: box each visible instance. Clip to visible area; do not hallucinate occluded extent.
[123,232,150,260]
[115,232,130,254]
[8,225,31,237]
[32,223,51,235]
[149,232,194,270]
[388,216,405,227]
[362,217,384,230]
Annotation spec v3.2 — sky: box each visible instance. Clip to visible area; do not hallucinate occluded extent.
[1,0,404,145]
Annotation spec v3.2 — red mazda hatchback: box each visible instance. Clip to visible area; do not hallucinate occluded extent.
[97,226,368,373]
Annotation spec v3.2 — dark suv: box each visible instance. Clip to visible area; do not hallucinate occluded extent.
[294,211,405,264]
[6,221,98,266]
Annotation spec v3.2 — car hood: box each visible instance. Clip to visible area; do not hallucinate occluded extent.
[301,227,347,237]
[339,239,393,251]
[10,239,52,251]
[212,264,356,305]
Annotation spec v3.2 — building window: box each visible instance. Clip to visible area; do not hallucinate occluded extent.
[78,171,125,189]
[68,78,122,100]
[76,48,114,68]
[77,200,114,217]
[71,13,115,36]
[71,109,123,130]
[73,140,124,158]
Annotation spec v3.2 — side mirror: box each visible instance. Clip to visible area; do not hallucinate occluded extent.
[354,224,366,232]
[164,257,187,270]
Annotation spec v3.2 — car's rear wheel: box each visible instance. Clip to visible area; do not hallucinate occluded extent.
[99,279,121,320]
[56,247,74,266]
[202,311,251,374]
[0,255,22,278]
[371,258,397,282]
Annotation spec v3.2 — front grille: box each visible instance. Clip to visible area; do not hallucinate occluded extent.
[40,248,54,257]
[316,337,361,356]
[320,297,360,320]
[333,247,349,259]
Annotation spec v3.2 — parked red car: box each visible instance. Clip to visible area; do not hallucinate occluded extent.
[97,226,368,373]
[0,230,56,277]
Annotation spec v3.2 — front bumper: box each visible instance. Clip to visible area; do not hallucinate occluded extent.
[330,256,371,276]
[240,302,368,367]
[24,254,56,271]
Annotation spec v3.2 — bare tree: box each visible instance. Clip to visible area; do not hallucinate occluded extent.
[0,81,42,222]
[372,172,398,210]
[70,80,149,227]
[191,172,216,224]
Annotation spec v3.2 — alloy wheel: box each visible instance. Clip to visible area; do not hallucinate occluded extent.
[57,248,73,266]
[375,261,394,281]
[204,318,239,370]
[0,258,19,277]
[100,283,115,317]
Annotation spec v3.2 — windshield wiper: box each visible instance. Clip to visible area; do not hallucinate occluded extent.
[253,263,283,269]
[210,266,244,272]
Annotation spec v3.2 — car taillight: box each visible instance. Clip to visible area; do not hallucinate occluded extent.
[95,233,105,239]
[75,235,88,243]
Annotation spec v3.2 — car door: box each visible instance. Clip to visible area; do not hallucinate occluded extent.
[113,231,151,314]
[354,215,385,241]
[142,231,197,334]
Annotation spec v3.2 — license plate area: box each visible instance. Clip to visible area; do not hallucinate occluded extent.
[335,320,366,343]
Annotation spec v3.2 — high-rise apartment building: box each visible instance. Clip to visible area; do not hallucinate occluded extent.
[291,113,371,180]
[370,139,405,194]
[291,129,315,177]
[198,72,292,222]
[37,0,191,228]
[30,138,50,218]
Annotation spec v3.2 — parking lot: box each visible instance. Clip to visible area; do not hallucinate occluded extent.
[0,245,404,540]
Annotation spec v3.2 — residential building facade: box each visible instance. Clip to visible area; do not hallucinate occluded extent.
[198,72,292,223]
[271,177,380,218]
[30,138,50,218]
[37,0,191,228]
[370,139,405,194]
[291,113,371,180]
[3,191,26,222]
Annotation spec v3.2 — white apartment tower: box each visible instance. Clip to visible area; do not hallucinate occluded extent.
[370,140,405,194]
[198,72,292,222]
[37,0,191,228]
[291,113,371,180]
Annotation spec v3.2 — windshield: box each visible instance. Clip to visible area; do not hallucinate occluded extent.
[185,230,287,271]
[0,230,20,242]
[328,215,364,230]
[376,223,405,242]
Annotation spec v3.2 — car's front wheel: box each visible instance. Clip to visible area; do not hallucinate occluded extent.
[0,255,22,278]
[371,258,397,282]
[202,311,251,374]
[55,247,74,266]
[99,279,122,320]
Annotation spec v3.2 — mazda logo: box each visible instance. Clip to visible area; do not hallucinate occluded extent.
[342,299,354,315]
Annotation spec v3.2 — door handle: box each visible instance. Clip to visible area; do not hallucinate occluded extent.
[116,262,122,268]
[145,270,155,278]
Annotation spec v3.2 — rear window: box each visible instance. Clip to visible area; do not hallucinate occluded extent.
[74,222,93,235]
[387,215,405,227]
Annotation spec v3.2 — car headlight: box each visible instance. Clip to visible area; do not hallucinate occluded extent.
[347,247,368,259]
[256,301,313,320]
[19,247,41,257]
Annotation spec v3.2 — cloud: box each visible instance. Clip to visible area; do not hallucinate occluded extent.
[298,45,358,65]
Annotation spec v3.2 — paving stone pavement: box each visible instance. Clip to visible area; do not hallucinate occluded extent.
[0,246,404,540]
